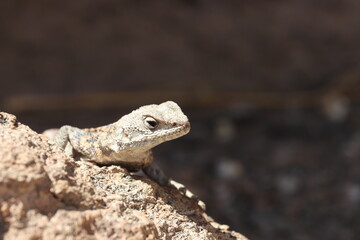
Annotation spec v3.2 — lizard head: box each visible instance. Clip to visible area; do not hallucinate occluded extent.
[115,101,190,152]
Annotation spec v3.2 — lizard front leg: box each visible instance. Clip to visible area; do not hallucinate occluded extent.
[53,125,76,157]
[143,161,206,210]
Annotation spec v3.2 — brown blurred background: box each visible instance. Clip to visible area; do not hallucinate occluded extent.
[1,1,360,239]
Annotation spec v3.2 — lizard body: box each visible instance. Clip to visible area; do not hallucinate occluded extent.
[44,101,204,209]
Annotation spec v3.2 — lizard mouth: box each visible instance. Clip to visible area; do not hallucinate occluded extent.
[123,123,190,149]
[141,123,190,142]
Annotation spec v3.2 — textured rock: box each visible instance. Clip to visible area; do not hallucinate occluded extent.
[0,112,247,240]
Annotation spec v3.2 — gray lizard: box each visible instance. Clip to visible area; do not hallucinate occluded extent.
[44,101,205,210]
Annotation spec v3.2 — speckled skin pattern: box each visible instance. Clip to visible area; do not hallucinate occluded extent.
[46,101,205,209]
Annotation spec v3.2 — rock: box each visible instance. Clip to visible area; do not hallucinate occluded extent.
[0,112,248,240]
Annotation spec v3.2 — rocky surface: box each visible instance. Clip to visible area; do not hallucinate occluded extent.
[0,112,247,240]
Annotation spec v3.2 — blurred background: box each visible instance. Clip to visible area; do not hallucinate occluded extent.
[1,1,360,239]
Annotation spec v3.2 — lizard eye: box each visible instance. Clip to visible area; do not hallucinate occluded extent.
[144,116,158,129]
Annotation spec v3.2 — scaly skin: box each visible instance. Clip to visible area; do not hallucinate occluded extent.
[44,101,205,209]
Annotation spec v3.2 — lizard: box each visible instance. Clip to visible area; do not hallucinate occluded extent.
[43,101,205,210]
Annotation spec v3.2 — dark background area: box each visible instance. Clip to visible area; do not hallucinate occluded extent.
[1,1,360,239]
